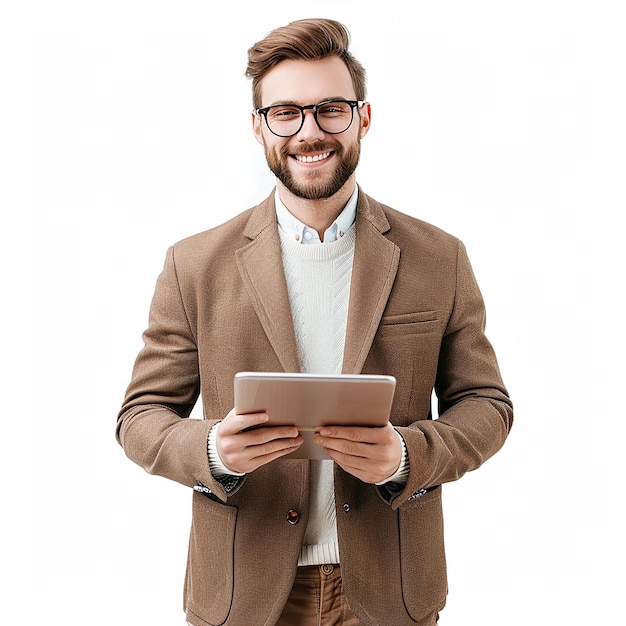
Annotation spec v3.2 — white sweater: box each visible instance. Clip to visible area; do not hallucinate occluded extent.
[278,225,356,566]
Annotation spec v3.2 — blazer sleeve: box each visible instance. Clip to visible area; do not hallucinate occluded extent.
[115,246,229,499]
[393,241,513,507]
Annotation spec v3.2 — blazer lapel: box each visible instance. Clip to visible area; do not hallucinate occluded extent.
[235,190,399,376]
[235,194,301,373]
[342,192,400,374]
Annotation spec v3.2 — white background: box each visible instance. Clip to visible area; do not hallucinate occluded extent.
[1,0,622,624]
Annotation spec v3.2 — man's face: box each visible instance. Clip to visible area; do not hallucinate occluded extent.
[253,56,371,200]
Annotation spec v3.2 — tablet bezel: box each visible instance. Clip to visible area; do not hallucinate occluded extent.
[233,372,396,459]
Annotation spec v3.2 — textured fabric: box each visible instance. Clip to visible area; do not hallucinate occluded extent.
[279,222,355,566]
[297,460,339,566]
[276,565,362,626]
[117,189,513,626]
[277,565,440,626]
[279,225,355,374]
[207,423,245,477]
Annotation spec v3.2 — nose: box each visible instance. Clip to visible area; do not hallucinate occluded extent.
[296,109,325,142]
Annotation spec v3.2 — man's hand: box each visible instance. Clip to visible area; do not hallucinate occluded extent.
[216,409,303,474]
[313,422,402,484]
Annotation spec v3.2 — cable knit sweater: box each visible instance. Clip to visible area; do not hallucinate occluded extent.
[278,225,356,566]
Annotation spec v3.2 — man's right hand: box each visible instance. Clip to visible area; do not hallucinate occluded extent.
[215,409,303,474]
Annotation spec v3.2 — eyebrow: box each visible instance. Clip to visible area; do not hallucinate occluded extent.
[266,96,353,107]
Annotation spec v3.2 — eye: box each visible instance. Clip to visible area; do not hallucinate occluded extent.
[317,102,351,117]
[268,106,300,121]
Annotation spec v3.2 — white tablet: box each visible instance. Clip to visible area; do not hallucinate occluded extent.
[233,372,396,459]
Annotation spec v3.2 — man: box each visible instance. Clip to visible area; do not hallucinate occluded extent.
[117,18,513,626]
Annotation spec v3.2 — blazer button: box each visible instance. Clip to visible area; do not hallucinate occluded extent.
[287,509,300,525]
[342,503,350,513]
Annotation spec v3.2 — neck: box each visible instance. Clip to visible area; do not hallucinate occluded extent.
[276,178,356,240]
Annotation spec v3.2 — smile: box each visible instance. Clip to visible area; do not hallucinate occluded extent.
[292,151,333,163]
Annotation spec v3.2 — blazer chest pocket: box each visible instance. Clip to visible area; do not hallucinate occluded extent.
[371,311,444,421]
[378,311,443,337]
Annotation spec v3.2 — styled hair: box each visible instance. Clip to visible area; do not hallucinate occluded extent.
[246,18,367,109]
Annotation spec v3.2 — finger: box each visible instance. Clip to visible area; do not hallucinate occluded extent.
[240,422,300,443]
[317,424,394,445]
[317,426,365,441]
[322,446,367,467]
[218,426,300,459]
[248,435,304,461]
[219,410,270,435]
[314,432,399,467]
[313,433,370,457]
[322,450,379,482]
[226,436,303,474]
[322,448,396,485]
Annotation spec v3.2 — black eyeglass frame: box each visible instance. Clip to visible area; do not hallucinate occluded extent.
[254,99,366,137]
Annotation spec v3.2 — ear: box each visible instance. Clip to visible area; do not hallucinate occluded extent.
[252,112,265,146]
[358,102,371,139]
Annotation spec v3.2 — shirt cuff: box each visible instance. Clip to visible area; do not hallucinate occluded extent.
[208,422,246,478]
[375,429,410,486]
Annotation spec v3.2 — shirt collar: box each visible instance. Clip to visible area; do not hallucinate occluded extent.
[275,187,358,244]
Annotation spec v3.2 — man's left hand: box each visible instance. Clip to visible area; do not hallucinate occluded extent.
[313,422,402,484]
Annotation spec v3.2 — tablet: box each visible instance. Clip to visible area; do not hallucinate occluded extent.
[233,372,396,459]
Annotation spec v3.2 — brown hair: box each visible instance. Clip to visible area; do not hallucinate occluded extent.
[246,18,367,109]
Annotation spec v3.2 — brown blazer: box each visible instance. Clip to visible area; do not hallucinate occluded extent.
[117,190,513,626]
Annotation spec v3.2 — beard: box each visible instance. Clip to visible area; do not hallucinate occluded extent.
[263,137,361,200]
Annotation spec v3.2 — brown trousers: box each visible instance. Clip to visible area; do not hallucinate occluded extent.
[276,565,361,626]
[276,564,440,626]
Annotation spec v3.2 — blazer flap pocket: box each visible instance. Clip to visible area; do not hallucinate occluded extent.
[379,311,442,335]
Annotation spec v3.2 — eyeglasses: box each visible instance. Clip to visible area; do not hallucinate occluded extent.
[254,100,366,138]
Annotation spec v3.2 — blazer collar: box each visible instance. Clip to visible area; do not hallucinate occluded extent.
[236,188,399,374]
[241,186,392,241]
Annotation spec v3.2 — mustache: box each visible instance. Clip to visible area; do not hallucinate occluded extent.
[281,141,341,157]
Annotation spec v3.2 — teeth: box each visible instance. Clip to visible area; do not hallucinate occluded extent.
[295,152,331,163]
